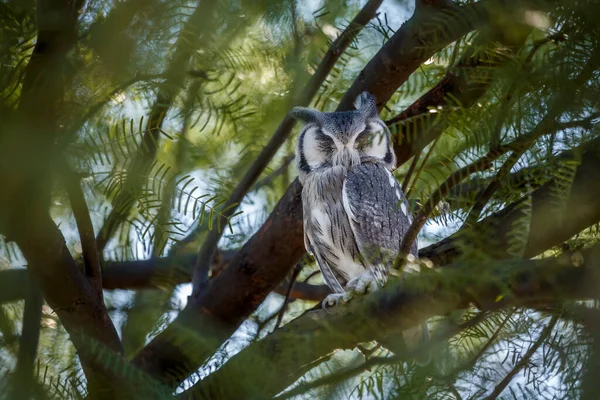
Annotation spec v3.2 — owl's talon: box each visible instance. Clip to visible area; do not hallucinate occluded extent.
[346,272,380,295]
[322,293,345,309]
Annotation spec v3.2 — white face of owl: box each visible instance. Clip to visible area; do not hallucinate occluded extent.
[291,92,396,176]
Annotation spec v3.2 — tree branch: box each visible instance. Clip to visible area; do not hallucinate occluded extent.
[337,0,507,111]
[385,14,531,166]
[0,251,331,303]
[60,160,104,298]
[276,311,488,400]
[274,263,303,330]
[183,245,600,399]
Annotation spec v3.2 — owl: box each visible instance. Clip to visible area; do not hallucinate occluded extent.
[291,92,418,308]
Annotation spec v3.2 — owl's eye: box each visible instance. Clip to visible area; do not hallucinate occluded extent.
[355,130,372,149]
[317,134,335,152]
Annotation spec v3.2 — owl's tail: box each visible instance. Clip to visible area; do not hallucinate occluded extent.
[378,322,431,366]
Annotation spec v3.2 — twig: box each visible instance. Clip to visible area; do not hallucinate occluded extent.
[406,135,441,199]
[274,264,303,330]
[441,310,514,386]
[252,154,295,193]
[402,150,421,192]
[462,148,527,229]
[482,315,559,400]
[152,79,200,258]
[191,0,385,296]
[303,270,321,283]
[469,311,513,367]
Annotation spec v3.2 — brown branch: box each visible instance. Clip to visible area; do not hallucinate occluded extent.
[12,215,126,398]
[181,246,600,399]
[385,15,531,167]
[274,264,303,330]
[0,251,331,303]
[190,0,385,297]
[59,160,104,298]
[252,154,295,192]
[482,315,559,400]
[336,0,505,111]
[402,149,422,192]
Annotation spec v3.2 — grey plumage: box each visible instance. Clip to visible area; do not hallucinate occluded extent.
[292,92,416,301]
[292,91,429,365]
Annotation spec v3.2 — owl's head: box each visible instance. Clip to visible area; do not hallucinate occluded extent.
[291,92,395,180]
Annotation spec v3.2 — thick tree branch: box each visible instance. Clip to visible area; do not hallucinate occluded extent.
[12,215,125,398]
[60,160,104,298]
[183,245,600,399]
[385,16,531,166]
[337,0,510,111]
[0,0,127,397]
[276,311,488,400]
[0,251,331,303]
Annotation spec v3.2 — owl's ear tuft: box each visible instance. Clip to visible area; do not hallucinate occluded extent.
[354,92,378,118]
[290,107,323,124]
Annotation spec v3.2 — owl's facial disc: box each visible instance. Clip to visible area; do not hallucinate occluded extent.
[297,125,335,173]
[353,120,396,169]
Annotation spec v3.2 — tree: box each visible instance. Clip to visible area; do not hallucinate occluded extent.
[1,0,600,398]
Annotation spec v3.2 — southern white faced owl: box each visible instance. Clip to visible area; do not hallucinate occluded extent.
[291,92,418,308]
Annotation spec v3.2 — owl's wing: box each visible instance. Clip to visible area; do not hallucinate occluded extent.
[342,163,417,271]
[302,200,347,294]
